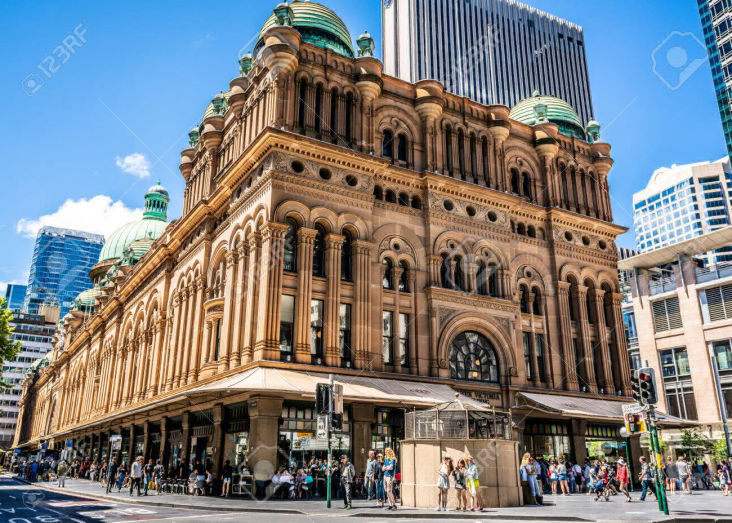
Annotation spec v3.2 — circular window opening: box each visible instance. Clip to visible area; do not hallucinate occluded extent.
[487,211,497,222]
[393,243,401,251]
[319,168,331,180]
[598,240,607,250]
[345,175,358,187]
[443,200,454,211]
[291,161,304,174]
[564,231,573,242]
[466,206,476,217]
[582,236,590,246]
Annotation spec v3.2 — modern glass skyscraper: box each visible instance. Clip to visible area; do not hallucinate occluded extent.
[633,157,732,266]
[3,284,27,311]
[698,0,732,162]
[24,227,104,317]
[382,0,594,124]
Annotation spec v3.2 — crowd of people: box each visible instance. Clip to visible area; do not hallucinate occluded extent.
[433,454,483,511]
[518,453,732,505]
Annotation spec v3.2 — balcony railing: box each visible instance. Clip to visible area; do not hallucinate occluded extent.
[649,275,676,296]
[696,262,732,284]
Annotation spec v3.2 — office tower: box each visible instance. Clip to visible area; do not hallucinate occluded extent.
[0,306,58,446]
[698,0,732,162]
[382,0,595,124]
[24,226,104,317]
[633,157,732,266]
[3,284,27,311]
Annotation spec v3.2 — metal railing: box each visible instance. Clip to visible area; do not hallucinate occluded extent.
[649,275,676,296]
[405,409,511,440]
[695,262,732,284]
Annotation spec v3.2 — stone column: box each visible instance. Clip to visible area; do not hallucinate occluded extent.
[611,292,632,396]
[218,251,238,371]
[352,240,373,368]
[212,403,225,479]
[159,416,168,466]
[165,299,179,391]
[247,396,284,481]
[188,278,204,381]
[181,412,191,470]
[230,245,248,369]
[591,288,614,394]
[143,421,150,461]
[128,424,136,461]
[254,223,288,361]
[325,233,345,367]
[173,291,189,389]
[576,285,598,393]
[295,228,317,363]
[351,404,374,475]
[556,282,579,390]
[201,321,212,367]
[242,234,261,364]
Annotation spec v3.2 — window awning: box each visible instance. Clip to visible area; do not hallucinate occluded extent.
[514,391,690,427]
[186,366,486,409]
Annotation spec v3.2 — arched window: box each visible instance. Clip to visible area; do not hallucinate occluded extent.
[585,280,595,324]
[571,167,580,212]
[314,84,323,135]
[560,164,570,208]
[440,254,450,289]
[385,190,396,203]
[397,134,408,163]
[481,136,490,186]
[398,261,409,292]
[374,185,383,200]
[488,264,499,297]
[532,287,543,316]
[602,283,613,327]
[510,169,520,194]
[590,174,600,218]
[398,192,410,206]
[449,331,499,382]
[522,173,532,199]
[527,225,536,238]
[283,218,298,272]
[341,230,352,281]
[382,129,394,158]
[568,277,579,321]
[297,80,307,131]
[519,284,530,314]
[445,125,453,174]
[345,92,353,145]
[476,261,488,295]
[382,259,394,290]
[458,129,466,179]
[411,195,422,209]
[454,256,465,291]
[312,224,326,277]
[517,223,526,236]
[470,134,477,183]
[330,87,339,143]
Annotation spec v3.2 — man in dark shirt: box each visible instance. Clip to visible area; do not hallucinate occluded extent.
[105,458,119,494]
[143,459,155,495]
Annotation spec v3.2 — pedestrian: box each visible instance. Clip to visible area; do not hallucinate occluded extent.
[549,460,558,494]
[617,458,631,502]
[365,450,377,501]
[453,459,468,511]
[56,459,69,488]
[638,457,655,501]
[193,459,206,496]
[520,454,541,505]
[129,456,143,496]
[143,459,154,495]
[718,459,730,496]
[153,460,165,494]
[465,455,483,510]
[340,455,355,509]
[664,456,678,492]
[221,459,233,497]
[435,455,453,511]
[677,455,691,494]
[374,453,385,508]
[383,447,397,510]
[105,458,118,494]
[557,458,569,495]
[117,460,128,492]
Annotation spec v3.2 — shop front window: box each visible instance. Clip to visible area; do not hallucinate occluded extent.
[371,408,404,456]
[522,421,571,461]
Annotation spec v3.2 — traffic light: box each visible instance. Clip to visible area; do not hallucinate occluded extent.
[316,383,332,414]
[332,412,343,431]
[630,369,642,403]
[623,412,646,434]
[638,367,658,405]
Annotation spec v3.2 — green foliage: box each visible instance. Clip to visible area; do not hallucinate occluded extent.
[680,427,712,453]
[712,439,730,462]
[0,298,21,376]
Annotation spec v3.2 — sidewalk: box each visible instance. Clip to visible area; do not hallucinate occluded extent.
[12,475,732,521]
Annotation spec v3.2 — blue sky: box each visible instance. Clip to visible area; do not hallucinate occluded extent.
[0,0,725,294]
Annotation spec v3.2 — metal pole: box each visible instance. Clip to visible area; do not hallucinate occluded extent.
[648,406,669,516]
[709,346,732,458]
[326,374,333,509]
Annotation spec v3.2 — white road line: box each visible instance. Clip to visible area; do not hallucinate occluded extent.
[127,512,243,522]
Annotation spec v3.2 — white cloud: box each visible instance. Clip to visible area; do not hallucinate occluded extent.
[115,152,151,179]
[16,195,142,239]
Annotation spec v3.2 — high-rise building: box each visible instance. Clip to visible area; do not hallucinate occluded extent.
[0,305,58,446]
[382,0,595,125]
[698,0,732,162]
[633,157,732,266]
[4,284,27,311]
[24,227,104,317]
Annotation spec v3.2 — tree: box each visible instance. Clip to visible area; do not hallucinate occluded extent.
[679,427,712,458]
[712,439,730,462]
[0,298,22,389]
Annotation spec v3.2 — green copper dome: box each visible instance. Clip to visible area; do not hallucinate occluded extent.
[510,91,586,140]
[255,1,354,58]
[71,286,100,312]
[98,185,169,262]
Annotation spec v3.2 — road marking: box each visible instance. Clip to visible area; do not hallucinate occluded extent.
[137,512,242,522]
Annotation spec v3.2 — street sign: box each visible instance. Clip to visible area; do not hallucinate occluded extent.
[317,414,328,440]
[110,434,122,451]
[622,402,645,415]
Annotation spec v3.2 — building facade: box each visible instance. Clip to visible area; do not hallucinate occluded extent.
[619,227,732,449]
[633,157,732,266]
[4,284,27,312]
[15,1,636,487]
[698,0,732,163]
[383,0,595,125]
[0,306,58,447]
[24,227,104,317]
